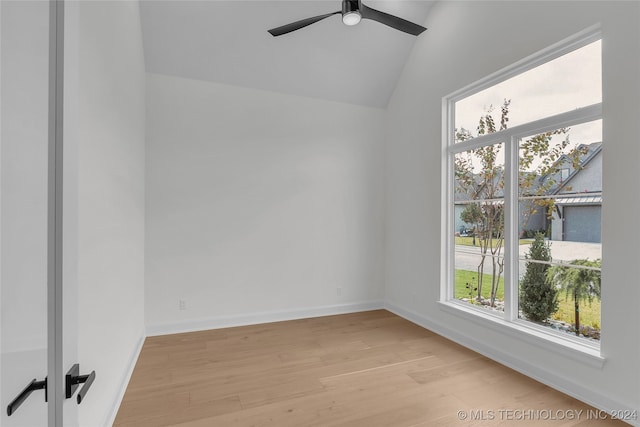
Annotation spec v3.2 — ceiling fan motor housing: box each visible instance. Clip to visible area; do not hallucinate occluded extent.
[342,0,360,16]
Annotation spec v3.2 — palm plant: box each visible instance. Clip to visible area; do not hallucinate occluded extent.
[546,259,601,335]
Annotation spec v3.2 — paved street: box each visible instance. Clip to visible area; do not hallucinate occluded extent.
[455,240,602,273]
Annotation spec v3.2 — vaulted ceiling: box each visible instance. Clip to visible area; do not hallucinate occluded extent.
[139,1,434,108]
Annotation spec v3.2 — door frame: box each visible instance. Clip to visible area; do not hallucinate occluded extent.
[47,0,64,425]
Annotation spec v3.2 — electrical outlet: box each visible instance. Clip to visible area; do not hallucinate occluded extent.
[336,287,342,296]
[179,299,187,310]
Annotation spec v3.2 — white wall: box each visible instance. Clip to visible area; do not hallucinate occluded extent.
[145,74,385,333]
[385,0,639,420]
[65,1,146,425]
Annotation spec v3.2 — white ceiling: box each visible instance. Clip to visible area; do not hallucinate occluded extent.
[139,1,434,108]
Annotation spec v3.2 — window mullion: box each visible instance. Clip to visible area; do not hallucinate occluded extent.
[450,103,601,155]
[503,136,520,321]
[442,99,456,302]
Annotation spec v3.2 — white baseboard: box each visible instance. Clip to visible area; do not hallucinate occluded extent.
[385,301,638,427]
[145,300,385,337]
[103,331,145,427]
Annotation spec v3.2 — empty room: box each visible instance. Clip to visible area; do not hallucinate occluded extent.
[1,0,639,426]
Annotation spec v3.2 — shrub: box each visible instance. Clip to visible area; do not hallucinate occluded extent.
[520,233,558,322]
[522,229,546,239]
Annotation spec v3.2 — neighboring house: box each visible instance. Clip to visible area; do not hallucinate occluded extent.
[455,142,602,243]
[547,142,602,243]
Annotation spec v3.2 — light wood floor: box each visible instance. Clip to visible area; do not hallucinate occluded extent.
[114,310,626,426]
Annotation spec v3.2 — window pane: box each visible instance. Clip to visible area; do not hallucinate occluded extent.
[455,245,505,313]
[455,40,601,142]
[517,120,602,341]
[519,260,601,341]
[454,144,505,202]
[518,119,602,244]
[454,144,505,312]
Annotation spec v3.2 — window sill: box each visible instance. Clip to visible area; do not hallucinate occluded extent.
[438,300,605,369]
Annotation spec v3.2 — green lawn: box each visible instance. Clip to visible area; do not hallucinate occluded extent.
[454,268,600,329]
[454,269,504,300]
[552,293,601,329]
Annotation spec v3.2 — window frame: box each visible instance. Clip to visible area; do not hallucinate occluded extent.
[440,25,604,363]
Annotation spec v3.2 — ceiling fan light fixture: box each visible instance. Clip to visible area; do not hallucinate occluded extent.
[342,11,361,26]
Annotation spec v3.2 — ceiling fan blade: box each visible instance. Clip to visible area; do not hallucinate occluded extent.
[268,11,341,36]
[360,4,426,36]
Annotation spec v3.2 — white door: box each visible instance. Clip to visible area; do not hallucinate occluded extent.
[1,1,85,425]
[1,1,51,425]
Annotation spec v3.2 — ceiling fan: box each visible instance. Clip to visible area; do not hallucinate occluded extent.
[268,0,427,37]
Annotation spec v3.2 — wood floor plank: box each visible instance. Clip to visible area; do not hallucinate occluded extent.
[114,310,627,426]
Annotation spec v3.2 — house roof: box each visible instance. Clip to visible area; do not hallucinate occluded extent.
[552,142,602,195]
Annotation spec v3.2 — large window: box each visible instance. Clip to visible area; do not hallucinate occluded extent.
[443,30,602,350]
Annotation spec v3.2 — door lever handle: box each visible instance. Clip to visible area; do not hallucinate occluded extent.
[75,370,95,404]
[7,377,47,416]
[65,364,96,404]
